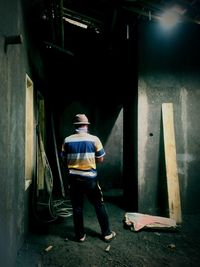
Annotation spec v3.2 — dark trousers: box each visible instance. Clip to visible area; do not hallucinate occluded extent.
[69,174,111,239]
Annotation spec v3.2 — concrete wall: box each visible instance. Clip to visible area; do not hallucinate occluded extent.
[0,2,25,266]
[138,21,200,215]
[0,0,45,266]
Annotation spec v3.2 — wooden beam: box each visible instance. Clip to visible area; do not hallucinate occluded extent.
[162,103,182,223]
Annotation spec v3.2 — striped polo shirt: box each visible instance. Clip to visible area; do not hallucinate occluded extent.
[61,130,105,178]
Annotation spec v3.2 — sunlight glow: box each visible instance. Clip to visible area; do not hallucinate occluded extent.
[159,10,181,30]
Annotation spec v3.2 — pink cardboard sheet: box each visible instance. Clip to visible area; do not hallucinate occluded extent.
[124,212,177,231]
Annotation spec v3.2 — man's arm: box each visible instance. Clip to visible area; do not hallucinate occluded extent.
[96,156,104,163]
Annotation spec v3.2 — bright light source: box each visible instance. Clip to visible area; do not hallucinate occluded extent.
[159,10,181,30]
[63,17,88,29]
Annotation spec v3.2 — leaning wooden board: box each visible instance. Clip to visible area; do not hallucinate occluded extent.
[162,103,182,223]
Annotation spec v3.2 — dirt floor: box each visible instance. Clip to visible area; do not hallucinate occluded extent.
[15,190,200,267]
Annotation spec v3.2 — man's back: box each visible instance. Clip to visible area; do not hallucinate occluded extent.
[62,130,105,177]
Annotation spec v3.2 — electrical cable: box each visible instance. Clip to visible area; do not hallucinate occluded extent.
[33,124,72,224]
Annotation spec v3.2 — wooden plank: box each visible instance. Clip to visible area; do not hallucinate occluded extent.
[162,103,182,223]
[25,75,34,190]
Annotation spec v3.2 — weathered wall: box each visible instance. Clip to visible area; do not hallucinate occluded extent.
[138,22,200,215]
[0,1,26,265]
[0,0,45,266]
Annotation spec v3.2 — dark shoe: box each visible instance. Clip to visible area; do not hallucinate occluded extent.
[79,234,86,242]
[104,231,116,242]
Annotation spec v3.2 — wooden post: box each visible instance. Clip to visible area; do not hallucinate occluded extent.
[162,103,182,223]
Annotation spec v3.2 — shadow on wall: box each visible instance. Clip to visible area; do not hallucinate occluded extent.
[157,113,168,217]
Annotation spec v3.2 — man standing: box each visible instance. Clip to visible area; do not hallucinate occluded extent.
[61,114,116,242]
